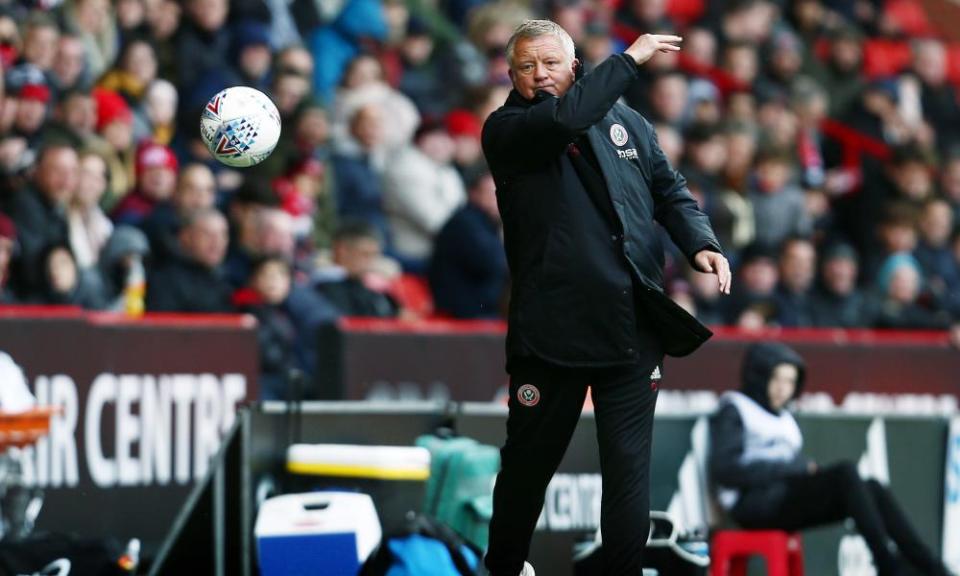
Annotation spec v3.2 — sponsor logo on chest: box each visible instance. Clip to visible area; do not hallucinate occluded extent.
[609,123,637,160]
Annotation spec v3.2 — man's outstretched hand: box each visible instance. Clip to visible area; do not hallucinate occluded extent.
[693,250,732,295]
[624,34,683,66]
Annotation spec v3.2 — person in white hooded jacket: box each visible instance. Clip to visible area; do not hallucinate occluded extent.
[709,342,952,576]
[381,119,465,271]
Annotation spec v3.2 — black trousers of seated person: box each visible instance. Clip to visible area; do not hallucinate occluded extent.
[731,461,949,576]
[484,356,660,576]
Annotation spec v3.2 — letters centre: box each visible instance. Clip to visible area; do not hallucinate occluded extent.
[14,373,247,489]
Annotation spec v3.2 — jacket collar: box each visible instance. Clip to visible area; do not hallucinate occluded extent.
[505,88,554,109]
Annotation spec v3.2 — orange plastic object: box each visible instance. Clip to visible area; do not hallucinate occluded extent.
[0,407,61,450]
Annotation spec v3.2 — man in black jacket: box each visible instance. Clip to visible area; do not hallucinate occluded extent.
[146,208,233,313]
[6,143,77,298]
[482,20,730,576]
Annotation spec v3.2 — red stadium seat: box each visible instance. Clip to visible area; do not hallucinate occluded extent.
[710,530,804,576]
[862,40,912,78]
[387,273,435,318]
[666,0,705,26]
[947,44,960,85]
[882,0,935,37]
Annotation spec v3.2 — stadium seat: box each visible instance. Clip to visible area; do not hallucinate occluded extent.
[666,0,705,26]
[862,40,912,79]
[387,273,435,318]
[947,44,960,85]
[710,530,804,576]
[882,0,935,38]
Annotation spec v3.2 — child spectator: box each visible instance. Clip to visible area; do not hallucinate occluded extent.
[747,148,811,248]
[225,207,297,288]
[862,203,919,284]
[709,342,953,576]
[35,242,105,308]
[237,256,299,400]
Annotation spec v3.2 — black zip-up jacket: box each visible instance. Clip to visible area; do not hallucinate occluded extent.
[482,53,722,369]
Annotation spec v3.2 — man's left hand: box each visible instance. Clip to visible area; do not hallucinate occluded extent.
[693,250,731,295]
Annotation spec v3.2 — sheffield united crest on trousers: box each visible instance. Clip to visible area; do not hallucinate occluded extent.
[517,384,541,407]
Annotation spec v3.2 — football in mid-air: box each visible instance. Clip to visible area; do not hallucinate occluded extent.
[200,86,281,168]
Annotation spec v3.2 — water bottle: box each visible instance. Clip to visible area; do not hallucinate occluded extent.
[123,257,146,317]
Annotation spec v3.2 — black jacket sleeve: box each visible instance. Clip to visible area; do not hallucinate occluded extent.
[708,403,810,489]
[482,53,640,175]
[643,119,723,264]
[145,268,180,312]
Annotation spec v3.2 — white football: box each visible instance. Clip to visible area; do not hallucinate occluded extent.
[200,86,281,168]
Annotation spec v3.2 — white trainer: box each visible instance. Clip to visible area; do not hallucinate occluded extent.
[519,562,535,576]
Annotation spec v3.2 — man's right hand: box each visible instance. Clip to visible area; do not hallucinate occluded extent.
[624,34,683,66]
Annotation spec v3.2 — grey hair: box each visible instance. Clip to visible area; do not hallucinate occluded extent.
[505,20,576,69]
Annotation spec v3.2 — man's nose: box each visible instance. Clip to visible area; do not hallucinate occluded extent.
[533,62,548,79]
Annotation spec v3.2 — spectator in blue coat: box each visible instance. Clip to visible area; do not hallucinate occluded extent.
[429,169,507,319]
[914,198,959,304]
[306,0,387,103]
[331,103,391,247]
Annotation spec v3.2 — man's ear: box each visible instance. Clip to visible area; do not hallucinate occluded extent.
[508,68,514,82]
[572,58,583,79]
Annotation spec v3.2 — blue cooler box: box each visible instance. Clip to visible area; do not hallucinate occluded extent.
[255,492,381,576]
[286,444,431,536]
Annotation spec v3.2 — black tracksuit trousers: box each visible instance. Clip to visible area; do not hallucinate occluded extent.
[484,356,660,576]
[731,462,950,576]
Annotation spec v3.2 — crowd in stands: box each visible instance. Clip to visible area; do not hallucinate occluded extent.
[1,0,959,387]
